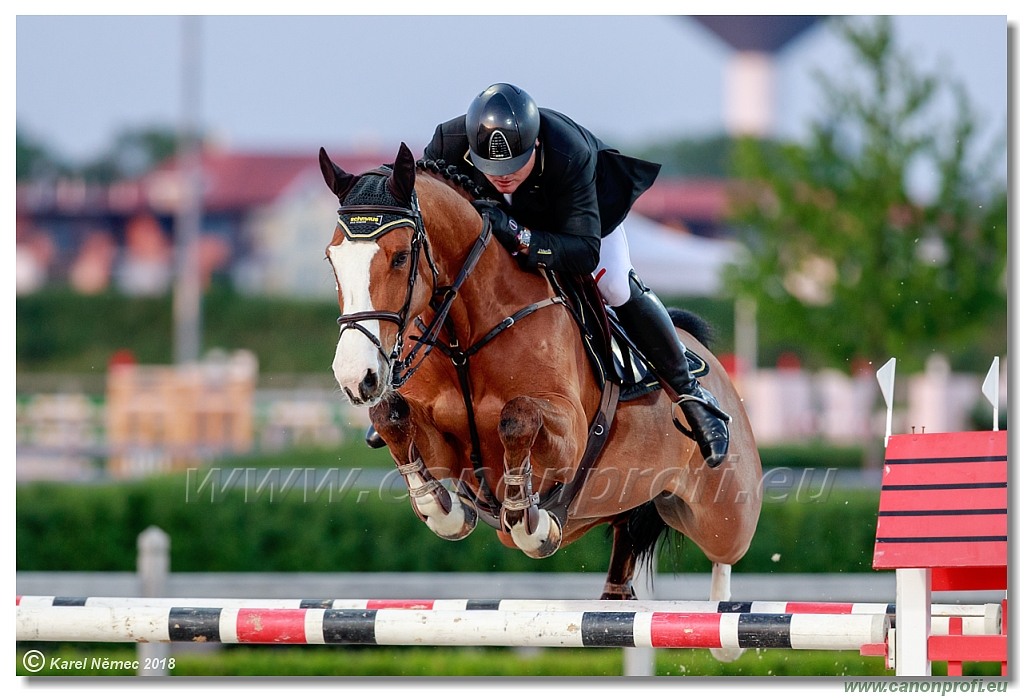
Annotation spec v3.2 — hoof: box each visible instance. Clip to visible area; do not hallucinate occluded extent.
[711,648,745,663]
[510,508,562,559]
[600,584,637,601]
[415,491,478,541]
[430,502,478,541]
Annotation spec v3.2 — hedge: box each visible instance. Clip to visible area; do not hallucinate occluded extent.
[16,473,880,575]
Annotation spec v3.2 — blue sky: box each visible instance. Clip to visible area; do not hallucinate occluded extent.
[14,12,1012,173]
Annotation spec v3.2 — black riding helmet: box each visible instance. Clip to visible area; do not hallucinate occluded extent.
[465,83,540,177]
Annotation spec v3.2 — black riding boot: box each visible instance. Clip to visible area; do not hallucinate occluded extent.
[613,272,731,468]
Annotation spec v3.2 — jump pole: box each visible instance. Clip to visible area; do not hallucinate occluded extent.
[16,605,888,651]
[15,596,1001,636]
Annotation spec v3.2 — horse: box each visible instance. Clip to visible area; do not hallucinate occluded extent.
[319,143,763,655]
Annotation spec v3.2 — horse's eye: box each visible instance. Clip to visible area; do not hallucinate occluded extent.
[392,251,410,269]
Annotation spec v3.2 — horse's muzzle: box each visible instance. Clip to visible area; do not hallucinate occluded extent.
[342,368,386,406]
[358,368,381,402]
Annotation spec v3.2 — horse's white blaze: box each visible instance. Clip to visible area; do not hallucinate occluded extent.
[328,241,387,399]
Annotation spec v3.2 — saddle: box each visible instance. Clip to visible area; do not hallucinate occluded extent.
[544,269,709,403]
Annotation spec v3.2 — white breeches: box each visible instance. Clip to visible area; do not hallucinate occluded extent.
[592,224,634,307]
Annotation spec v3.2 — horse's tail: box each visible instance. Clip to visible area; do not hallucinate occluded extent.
[668,307,715,348]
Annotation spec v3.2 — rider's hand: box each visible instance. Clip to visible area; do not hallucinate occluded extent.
[472,200,520,252]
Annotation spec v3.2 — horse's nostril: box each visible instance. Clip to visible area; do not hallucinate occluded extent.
[359,369,379,400]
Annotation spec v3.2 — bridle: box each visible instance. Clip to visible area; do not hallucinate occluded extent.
[333,182,433,384]
[333,167,497,389]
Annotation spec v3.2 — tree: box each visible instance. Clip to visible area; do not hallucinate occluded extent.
[16,125,185,184]
[16,127,67,181]
[725,17,1007,373]
[79,126,182,183]
[634,134,736,178]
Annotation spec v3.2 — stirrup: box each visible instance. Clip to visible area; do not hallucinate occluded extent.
[675,390,732,424]
[671,387,731,468]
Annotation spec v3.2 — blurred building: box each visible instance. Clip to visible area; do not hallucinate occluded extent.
[690,16,824,136]
[15,146,742,300]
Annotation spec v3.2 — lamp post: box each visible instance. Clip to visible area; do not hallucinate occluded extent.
[173,15,203,365]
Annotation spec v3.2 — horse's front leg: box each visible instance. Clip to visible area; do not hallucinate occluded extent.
[369,394,477,541]
[497,396,576,559]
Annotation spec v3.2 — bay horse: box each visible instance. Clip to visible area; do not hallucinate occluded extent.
[320,143,762,653]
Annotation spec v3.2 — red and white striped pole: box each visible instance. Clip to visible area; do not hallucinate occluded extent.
[16,605,889,650]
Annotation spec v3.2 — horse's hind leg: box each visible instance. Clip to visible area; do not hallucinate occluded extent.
[369,395,477,541]
[601,504,669,600]
[655,482,757,663]
[602,518,638,600]
[708,562,743,662]
[710,560,733,601]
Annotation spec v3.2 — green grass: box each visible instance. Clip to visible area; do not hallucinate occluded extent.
[11,645,873,677]
[16,644,1001,677]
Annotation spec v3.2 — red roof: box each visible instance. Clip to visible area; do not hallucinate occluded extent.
[633,179,732,222]
[151,148,736,221]
[144,147,395,212]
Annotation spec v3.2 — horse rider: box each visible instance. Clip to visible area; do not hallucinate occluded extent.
[415,82,731,468]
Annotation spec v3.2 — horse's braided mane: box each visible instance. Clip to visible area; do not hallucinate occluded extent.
[415,158,487,202]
